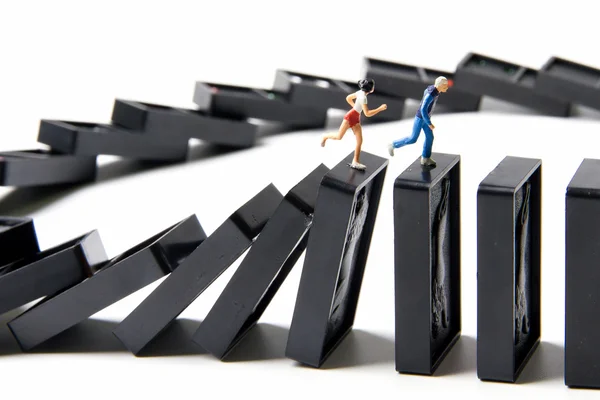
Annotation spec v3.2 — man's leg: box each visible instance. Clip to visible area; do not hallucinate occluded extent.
[388,117,423,156]
[420,124,436,166]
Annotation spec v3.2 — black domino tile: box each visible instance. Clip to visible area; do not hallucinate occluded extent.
[285,152,388,368]
[7,215,206,351]
[272,69,350,109]
[477,156,541,383]
[0,149,96,187]
[393,153,461,375]
[37,120,189,161]
[565,158,600,388]
[113,184,284,355]
[191,163,331,360]
[362,57,481,112]
[0,230,108,316]
[536,56,600,111]
[454,53,570,116]
[420,67,482,112]
[337,80,406,123]
[273,69,405,124]
[193,82,327,127]
[111,99,258,148]
[0,217,40,267]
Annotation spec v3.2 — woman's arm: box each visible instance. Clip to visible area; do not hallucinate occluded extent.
[346,93,357,107]
[362,103,388,117]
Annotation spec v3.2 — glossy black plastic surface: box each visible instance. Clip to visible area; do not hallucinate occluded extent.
[38,120,189,161]
[394,153,461,375]
[0,230,108,315]
[273,70,348,106]
[477,156,542,382]
[111,99,258,147]
[454,53,570,116]
[0,217,40,267]
[337,79,405,123]
[191,164,330,359]
[0,149,96,187]
[273,69,405,124]
[565,158,600,388]
[362,57,481,111]
[113,184,284,355]
[193,82,327,127]
[286,152,388,367]
[7,215,206,351]
[536,57,600,111]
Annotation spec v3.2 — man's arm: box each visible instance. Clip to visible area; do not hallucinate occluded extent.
[419,94,434,126]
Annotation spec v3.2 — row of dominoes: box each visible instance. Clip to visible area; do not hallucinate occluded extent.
[395,153,600,391]
[0,153,385,365]
[1,150,600,390]
[2,52,600,187]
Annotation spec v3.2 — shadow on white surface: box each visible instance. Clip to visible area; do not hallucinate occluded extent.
[0,306,30,356]
[186,141,253,162]
[142,320,290,360]
[29,318,125,353]
[140,318,206,357]
[434,335,477,376]
[224,323,290,362]
[518,341,564,384]
[478,97,540,116]
[320,329,395,369]
[570,104,600,120]
[0,142,247,216]
[0,184,81,217]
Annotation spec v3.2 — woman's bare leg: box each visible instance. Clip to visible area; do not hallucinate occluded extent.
[351,124,363,165]
[321,120,350,147]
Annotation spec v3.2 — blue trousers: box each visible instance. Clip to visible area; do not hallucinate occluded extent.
[392,116,433,158]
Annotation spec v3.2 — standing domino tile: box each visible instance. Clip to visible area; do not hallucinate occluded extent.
[565,158,600,389]
[286,151,388,368]
[113,184,284,355]
[477,156,542,383]
[394,153,461,375]
[191,164,330,359]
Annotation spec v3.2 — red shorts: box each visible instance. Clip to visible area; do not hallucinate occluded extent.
[344,109,361,127]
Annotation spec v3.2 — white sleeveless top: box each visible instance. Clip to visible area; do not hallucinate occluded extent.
[353,90,367,113]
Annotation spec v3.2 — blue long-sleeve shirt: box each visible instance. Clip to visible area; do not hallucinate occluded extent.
[416,85,439,125]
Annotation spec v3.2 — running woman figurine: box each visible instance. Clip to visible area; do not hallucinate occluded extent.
[387,76,450,167]
[321,78,387,170]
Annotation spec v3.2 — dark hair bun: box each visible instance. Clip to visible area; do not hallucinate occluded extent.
[358,78,375,92]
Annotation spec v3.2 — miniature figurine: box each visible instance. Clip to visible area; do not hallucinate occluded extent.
[321,79,387,170]
[387,76,450,167]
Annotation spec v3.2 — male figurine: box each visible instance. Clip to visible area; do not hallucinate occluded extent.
[387,76,450,167]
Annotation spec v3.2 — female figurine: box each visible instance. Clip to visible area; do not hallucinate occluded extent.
[320,78,387,170]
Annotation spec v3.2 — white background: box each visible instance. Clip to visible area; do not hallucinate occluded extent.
[1,0,599,398]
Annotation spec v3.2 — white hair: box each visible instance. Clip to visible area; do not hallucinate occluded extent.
[435,76,448,87]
